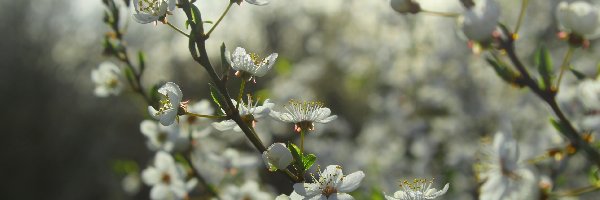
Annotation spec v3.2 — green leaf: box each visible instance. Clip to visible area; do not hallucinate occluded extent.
[123,67,136,88]
[209,83,225,115]
[149,83,162,108]
[189,4,204,33]
[111,160,139,175]
[220,43,231,77]
[288,143,304,170]
[138,51,146,73]
[535,45,554,90]
[486,57,519,86]
[550,118,574,136]
[302,153,316,170]
[588,166,600,186]
[570,67,587,80]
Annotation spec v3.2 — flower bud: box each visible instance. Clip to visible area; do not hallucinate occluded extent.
[262,143,293,172]
[390,0,420,14]
[556,1,600,37]
[458,0,501,42]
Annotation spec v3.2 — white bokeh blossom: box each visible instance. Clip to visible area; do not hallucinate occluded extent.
[227,47,278,81]
[91,61,123,97]
[270,100,337,132]
[141,151,197,200]
[384,179,449,200]
[148,82,183,126]
[262,143,293,172]
[179,100,214,139]
[132,0,176,24]
[556,1,600,38]
[292,165,365,200]
[221,180,273,200]
[478,132,537,200]
[458,0,501,42]
[140,119,188,152]
[212,98,273,132]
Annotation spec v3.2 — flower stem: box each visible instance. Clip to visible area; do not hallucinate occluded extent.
[166,22,190,38]
[420,9,460,18]
[552,185,600,197]
[300,129,305,155]
[555,46,575,89]
[499,33,600,168]
[206,2,233,37]
[514,0,529,34]
[185,112,227,119]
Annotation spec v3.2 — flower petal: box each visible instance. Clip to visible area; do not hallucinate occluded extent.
[293,183,321,196]
[141,167,161,185]
[337,171,365,193]
[211,120,237,131]
[245,0,269,6]
[159,108,178,126]
[328,193,354,200]
[150,184,171,200]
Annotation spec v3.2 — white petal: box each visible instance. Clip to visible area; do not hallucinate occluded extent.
[133,13,160,24]
[317,115,337,124]
[245,0,269,6]
[293,183,321,196]
[270,111,296,123]
[337,171,364,193]
[328,193,354,200]
[140,120,159,137]
[211,120,237,131]
[150,184,171,200]
[94,87,110,97]
[319,165,344,186]
[159,108,178,126]
[155,151,175,170]
[254,53,277,77]
[159,82,183,100]
[141,167,161,185]
[167,0,176,11]
[148,106,161,120]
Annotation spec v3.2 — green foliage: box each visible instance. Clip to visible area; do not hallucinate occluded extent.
[588,166,600,186]
[112,159,139,175]
[486,57,521,87]
[288,143,304,170]
[209,83,226,115]
[550,118,574,136]
[220,43,231,77]
[570,67,587,80]
[303,153,316,171]
[138,51,146,73]
[535,45,554,90]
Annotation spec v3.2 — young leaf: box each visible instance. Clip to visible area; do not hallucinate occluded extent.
[138,51,146,73]
[486,57,521,87]
[303,153,316,170]
[220,43,231,77]
[570,67,587,80]
[209,83,226,115]
[535,45,553,90]
[189,4,204,33]
[550,118,574,136]
[288,143,304,170]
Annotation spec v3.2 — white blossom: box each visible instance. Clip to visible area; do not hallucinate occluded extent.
[148,82,183,126]
[262,143,293,172]
[556,1,600,37]
[227,47,278,81]
[132,0,176,24]
[141,151,197,200]
[221,180,273,200]
[122,173,141,195]
[270,100,337,132]
[578,78,600,111]
[479,132,537,200]
[207,148,259,176]
[384,179,449,200]
[458,0,501,42]
[91,61,123,97]
[212,98,273,132]
[140,119,188,152]
[292,165,364,200]
[243,0,269,6]
[179,100,214,139]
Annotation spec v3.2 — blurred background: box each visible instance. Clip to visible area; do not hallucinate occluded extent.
[3,0,600,199]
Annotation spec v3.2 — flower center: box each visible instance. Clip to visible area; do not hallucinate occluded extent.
[138,0,161,14]
[156,98,174,115]
[322,185,337,197]
[249,53,263,66]
[157,131,168,143]
[106,78,119,89]
[294,121,314,132]
[161,173,171,184]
